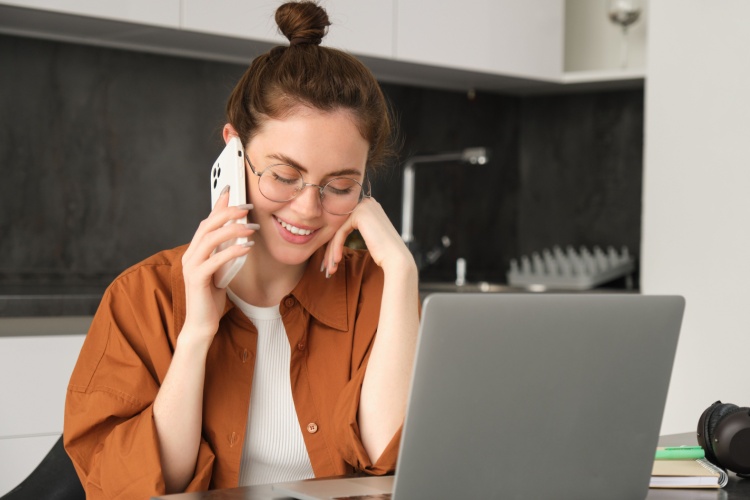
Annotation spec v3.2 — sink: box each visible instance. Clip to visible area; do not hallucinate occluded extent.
[418,281,524,295]
[417,281,634,301]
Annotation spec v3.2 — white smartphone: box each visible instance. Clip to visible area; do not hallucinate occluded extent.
[209,136,248,288]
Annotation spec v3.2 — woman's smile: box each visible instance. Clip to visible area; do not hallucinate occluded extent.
[273,215,319,243]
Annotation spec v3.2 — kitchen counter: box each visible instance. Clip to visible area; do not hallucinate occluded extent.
[0,315,92,337]
[418,281,636,302]
[0,283,106,318]
[0,280,636,321]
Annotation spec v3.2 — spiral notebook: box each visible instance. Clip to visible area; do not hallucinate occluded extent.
[651,458,729,488]
[273,293,685,500]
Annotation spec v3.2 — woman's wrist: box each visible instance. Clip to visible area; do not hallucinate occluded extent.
[380,249,418,278]
[175,325,215,356]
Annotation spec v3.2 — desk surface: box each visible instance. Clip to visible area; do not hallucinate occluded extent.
[153,433,750,500]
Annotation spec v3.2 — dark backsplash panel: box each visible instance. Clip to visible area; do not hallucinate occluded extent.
[0,34,245,286]
[0,34,643,290]
[514,90,644,288]
[518,91,644,259]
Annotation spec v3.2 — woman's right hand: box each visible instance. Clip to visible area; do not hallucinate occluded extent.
[156,186,257,493]
[179,187,257,346]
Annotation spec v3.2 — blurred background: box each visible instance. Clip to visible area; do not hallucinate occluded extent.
[2,0,749,495]
[0,1,645,293]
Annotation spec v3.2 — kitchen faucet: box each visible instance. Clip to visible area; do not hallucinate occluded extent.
[400,147,490,270]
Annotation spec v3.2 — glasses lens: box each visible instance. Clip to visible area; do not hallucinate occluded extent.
[322,178,363,215]
[259,164,303,202]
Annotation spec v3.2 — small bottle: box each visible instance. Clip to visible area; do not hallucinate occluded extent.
[456,258,466,287]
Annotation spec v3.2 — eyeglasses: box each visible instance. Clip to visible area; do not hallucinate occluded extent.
[245,155,371,215]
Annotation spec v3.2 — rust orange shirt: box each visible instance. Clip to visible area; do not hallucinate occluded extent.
[64,244,401,499]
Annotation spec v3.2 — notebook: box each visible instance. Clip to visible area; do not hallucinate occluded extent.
[651,458,728,488]
[273,293,685,500]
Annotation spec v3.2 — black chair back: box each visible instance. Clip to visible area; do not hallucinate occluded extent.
[1,435,85,500]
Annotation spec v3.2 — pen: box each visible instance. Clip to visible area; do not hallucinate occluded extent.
[654,446,705,460]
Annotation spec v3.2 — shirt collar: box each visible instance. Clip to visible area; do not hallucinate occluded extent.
[171,245,349,335]
[290,246,349,332]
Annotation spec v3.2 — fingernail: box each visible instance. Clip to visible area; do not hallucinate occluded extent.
[325,270,330,279]
[241,240,255,248]
[320,261,326,272]
[245,223,260,230]
[237,203,254,210]
[220,185,230,196]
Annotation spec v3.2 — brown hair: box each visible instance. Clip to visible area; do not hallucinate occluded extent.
[226,1,396,173]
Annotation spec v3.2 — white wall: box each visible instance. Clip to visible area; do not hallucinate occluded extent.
[565,0,647,72]
[642,0,750,434]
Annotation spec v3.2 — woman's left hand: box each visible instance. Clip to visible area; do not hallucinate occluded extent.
[322,198,415,277]
[325,199,419,463]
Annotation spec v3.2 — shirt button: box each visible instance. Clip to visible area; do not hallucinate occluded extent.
[240,349,248,363]
[284,297,296,308]
[306,422,318,434]
[297,342,305,351]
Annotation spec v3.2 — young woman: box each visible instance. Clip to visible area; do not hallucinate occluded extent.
[63,1,419,497]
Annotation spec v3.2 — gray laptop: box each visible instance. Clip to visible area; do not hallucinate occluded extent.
[273,293,684,500]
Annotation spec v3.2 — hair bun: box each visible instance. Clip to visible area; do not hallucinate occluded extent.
[276,1,330,46]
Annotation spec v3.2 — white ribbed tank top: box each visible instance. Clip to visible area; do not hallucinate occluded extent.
[227,290,315,486]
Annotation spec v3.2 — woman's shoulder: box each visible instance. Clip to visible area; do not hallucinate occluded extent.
[341,246,381,276]
[124,244,188,270]
[109,244,189,294]
[339,247,386,300]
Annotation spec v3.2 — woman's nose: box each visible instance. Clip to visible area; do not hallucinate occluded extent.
[290,184,323,218]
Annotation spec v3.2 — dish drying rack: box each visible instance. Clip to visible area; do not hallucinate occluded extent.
[507,246,635,290]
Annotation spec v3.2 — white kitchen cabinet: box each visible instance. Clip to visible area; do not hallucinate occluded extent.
[0,334,86,436]
[181,0,394,60]
[181,0,283,44]
[0,434,61,495]
[321,0,394,59]
[0,0,180,28]
[0,321,89,496]
[396,0,564,81]
[0,0,643,93]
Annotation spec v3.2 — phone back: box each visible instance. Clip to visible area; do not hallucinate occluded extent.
[209,136,248,288]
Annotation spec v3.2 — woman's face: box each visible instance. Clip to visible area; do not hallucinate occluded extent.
[242,107,369,268]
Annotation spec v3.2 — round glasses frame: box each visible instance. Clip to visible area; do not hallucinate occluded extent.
[245,155,372,215]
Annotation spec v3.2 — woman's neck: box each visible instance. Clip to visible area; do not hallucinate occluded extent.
[228,244,308,307]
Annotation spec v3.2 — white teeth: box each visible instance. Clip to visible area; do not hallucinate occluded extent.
[277,217,313,236]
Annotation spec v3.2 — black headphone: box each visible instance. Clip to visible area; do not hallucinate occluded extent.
[697,400,750,478]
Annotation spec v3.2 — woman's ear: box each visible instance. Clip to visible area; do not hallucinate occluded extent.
[222,123,239,144]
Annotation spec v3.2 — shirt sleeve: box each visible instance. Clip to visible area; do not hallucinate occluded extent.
[63,271,215,498]
[332,356,402,475]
